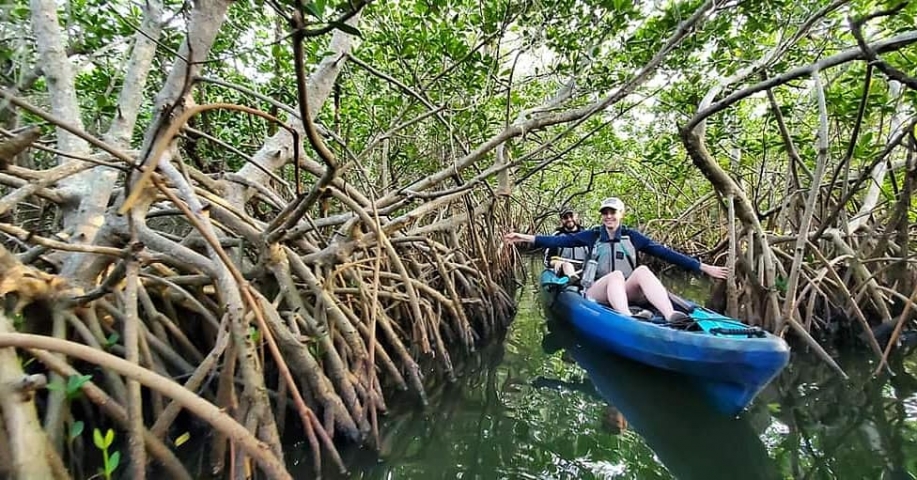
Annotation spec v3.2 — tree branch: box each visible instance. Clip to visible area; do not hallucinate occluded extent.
[29,0,90,158]
[685,31,917,131]
[378,0,719,209]
[0,307,56,480]
[849,2,917,91]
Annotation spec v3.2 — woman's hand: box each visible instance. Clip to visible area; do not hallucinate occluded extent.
[700,263,729,279]
[503,232,534,244]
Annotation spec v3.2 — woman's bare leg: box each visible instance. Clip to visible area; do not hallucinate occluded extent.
[587,271,629,314]
[624,266,676,319]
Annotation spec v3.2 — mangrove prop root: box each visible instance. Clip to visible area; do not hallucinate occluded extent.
[0,333,294,480]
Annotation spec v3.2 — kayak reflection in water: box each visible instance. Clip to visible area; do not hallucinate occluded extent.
[535,318,781,480]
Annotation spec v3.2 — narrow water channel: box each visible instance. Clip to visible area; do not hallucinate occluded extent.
[290,270,917,479]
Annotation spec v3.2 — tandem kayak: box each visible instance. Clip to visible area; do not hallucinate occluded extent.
[539,269,790,415]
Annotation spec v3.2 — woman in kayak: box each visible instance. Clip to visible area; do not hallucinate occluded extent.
[504,197,728,322]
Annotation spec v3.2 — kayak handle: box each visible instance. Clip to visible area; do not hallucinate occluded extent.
[708,327,766,338]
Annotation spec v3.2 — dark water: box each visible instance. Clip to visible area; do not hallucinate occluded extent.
[290,273,917,479]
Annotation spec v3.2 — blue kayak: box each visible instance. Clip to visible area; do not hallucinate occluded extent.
[540,269,790,415]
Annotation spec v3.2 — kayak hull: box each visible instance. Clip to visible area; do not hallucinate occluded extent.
[540,270,790,415]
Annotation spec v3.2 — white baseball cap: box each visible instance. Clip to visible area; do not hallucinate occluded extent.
[598,197,625,212]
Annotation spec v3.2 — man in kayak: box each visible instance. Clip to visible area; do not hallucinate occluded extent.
[504,196,728,322]
[543,207,589,283]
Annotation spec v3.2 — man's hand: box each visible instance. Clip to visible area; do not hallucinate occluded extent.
[503,232,534,244]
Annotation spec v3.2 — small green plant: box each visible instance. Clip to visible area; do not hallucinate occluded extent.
[11,311,25,330]
[93,428,120,480]
[306,331,328,358]
[65,419,85,480]
[103,332,120,350]
[49,374,94,477]
[47,374,93,401]
[774,276,788,294]
[248,325,262,344]
[69,421,84,442]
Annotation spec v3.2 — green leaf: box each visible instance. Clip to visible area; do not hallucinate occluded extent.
[66,374,93,399]
[11,312,24,330]
[46,379,65,393]
[106,451,121,474]
[103,428,114,449]
[174,431,191,447]
[93,428,105,450]
[69,421,84,441]
[303,1,323,20]
[104,332,120,349]
[774,276,787,293]
[328,21,361,37]
[12,3,30,19]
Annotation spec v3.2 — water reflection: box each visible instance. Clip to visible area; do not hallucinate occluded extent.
[762,350,917,480]
[540,317,781,480]
[289,278,917,480]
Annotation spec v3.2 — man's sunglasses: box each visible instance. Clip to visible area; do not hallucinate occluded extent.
[561,213,575,220]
